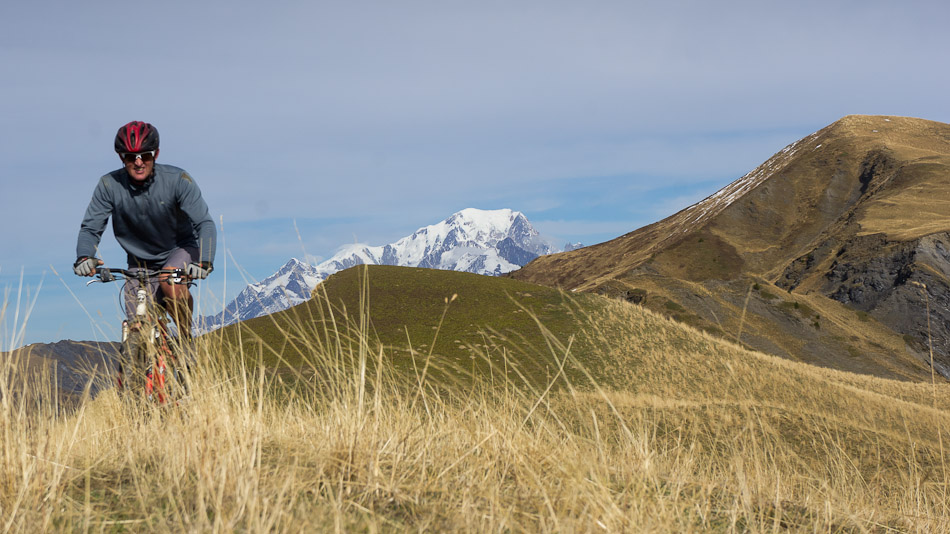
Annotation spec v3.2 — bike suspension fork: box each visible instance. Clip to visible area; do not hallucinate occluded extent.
[117,319,130,390]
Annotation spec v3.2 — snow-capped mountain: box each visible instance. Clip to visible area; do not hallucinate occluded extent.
[316,208,556,276]
[204,258,323,328]
[199,208,573,331]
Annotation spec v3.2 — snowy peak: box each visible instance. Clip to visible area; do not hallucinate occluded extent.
[245,257,320,298]
[200,208,569,331]
[313,208,555,276]
[445,208,521,243]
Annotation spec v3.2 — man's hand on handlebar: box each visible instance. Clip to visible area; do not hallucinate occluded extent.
[73,256,103,277]
[186,261,213,280]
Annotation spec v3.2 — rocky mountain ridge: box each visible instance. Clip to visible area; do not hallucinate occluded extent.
[512,115,950,380]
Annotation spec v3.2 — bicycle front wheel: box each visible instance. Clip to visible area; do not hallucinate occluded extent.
[119,328,150,397]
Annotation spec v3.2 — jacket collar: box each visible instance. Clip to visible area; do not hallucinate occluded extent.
[126,169,156,191]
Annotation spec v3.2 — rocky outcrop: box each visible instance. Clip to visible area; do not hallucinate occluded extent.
[780,232,950,377]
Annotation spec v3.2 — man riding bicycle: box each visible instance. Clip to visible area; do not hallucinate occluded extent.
[73,121,216,341]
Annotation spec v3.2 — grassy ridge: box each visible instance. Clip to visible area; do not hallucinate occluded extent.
[3,267,950,531]
[220,265,605,389]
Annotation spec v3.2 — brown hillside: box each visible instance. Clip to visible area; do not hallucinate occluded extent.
[512,115,950,380]
[3,340,119,406]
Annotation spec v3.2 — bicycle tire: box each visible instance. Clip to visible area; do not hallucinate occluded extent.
[119,329,150,395]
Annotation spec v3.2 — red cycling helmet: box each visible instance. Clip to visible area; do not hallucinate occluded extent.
[114,121,160,153]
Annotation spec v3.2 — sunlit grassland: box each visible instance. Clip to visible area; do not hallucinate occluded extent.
[2,265,949,532]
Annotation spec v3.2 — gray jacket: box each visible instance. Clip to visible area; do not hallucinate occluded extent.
[76,163,217,266]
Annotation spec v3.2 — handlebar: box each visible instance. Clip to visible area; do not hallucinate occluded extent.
[87,267,193,286]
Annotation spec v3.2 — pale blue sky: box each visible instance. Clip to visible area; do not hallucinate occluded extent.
[2,0,949,347]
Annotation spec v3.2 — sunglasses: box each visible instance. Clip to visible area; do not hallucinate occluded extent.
[120,150,156,163]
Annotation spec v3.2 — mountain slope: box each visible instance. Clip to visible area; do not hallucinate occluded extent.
[201,208,564,330]
[4,340,119,400]
[512,115,950,379]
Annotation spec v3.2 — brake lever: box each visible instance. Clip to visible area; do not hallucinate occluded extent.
[97,267,116,282]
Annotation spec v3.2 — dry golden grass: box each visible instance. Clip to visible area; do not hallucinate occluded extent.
[2,283,950,532]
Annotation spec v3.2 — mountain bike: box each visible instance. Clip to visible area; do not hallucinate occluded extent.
[87,267,194,405]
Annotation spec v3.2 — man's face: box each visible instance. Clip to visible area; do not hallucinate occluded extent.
[120,149,159,182]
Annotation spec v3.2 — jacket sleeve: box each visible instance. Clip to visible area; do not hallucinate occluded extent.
[76,176,113,259]
[177,173,217,265]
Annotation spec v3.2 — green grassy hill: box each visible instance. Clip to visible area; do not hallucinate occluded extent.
[215,264,605,389]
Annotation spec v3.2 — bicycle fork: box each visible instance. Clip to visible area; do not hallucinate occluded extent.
[147,326,173,404]
[117,319,129,391]
[117,287,174,404]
